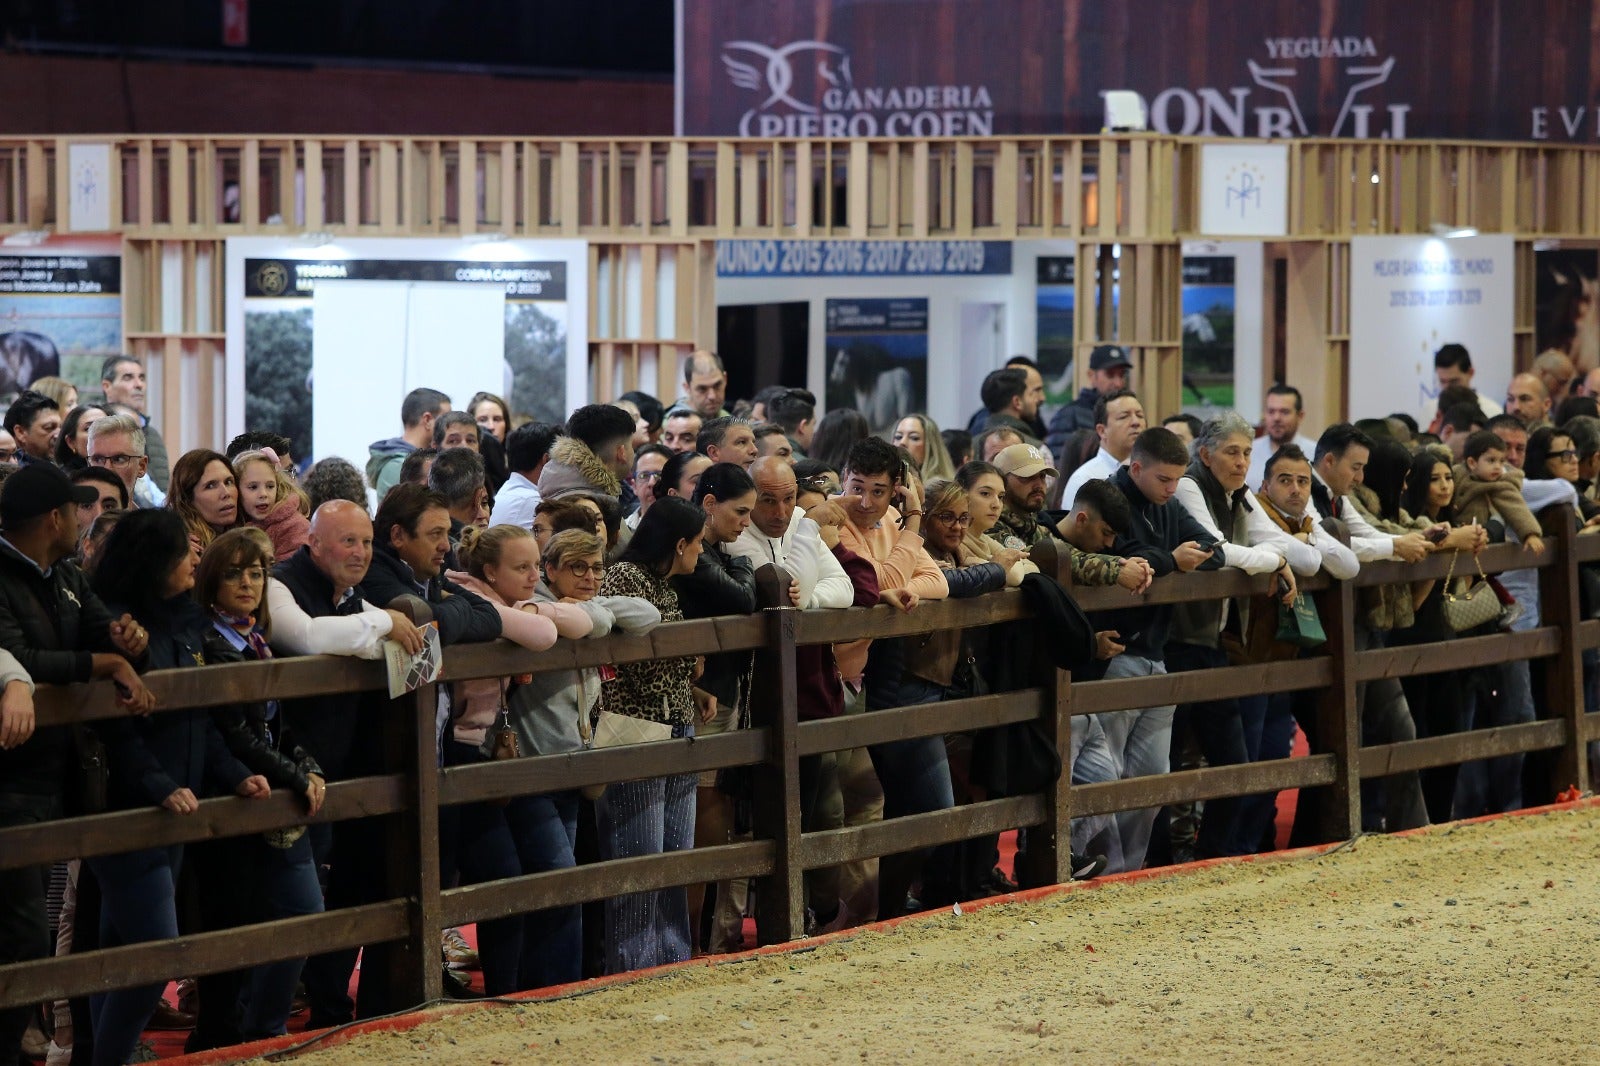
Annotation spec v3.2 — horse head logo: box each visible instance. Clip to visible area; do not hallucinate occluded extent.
[722,40,852,115]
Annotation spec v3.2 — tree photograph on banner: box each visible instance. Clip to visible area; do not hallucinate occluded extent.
[225,238,587,464]
[1180,255,1237,416]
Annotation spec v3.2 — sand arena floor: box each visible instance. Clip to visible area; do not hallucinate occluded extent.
[250,804,1600,1065]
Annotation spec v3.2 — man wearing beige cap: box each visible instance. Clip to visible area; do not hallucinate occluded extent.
[987,441,1152,593]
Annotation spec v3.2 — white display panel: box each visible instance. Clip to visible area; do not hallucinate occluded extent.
[311,280,506,470]
[1348,235,1515,423]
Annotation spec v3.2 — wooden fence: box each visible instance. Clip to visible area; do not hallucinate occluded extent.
[2,507,1598,1018]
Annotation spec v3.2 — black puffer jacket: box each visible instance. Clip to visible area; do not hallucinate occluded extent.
[95,595,252,810]
[202,626,322,796]
[0,539,125,796]
[672,542,757,709]
[359,544,502,646]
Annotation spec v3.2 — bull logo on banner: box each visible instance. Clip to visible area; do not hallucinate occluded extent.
[721,38,994,137]
[1124,35,1411,140]
[722,40,853,119]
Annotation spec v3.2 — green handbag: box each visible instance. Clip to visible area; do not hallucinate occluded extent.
[1275,593,1327,648]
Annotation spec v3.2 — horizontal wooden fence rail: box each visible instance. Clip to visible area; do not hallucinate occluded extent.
[1,505,1595,1016]
[13,134,1600,240]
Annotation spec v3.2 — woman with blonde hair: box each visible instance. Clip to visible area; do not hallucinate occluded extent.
[493,527,661,986]
[28,374,77,412]
[892,413,957,483]
[233,448,312,561]
[440,522,592,994]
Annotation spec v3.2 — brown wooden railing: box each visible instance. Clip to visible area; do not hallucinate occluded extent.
[2,506,1598,1017]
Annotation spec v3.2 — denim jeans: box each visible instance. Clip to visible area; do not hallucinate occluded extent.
[1093,653,1176,872]
[185,827,325,1050]
[1226,693,1297,854]
[866,677,956,821]
[439,740,524,994]
[300,820,355,1026]
[1165,642,1249,858]
[505,790,581,989]
[595,721,696,975]
[88,845,184,1066]
[1457,660,1536,816]
[1069,714,1123,871]
[1354,624,1429,832]
[240,831,324,1038]
[0,791,58,1064]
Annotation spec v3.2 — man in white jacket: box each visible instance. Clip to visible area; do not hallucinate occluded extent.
[729,457,855,610]
[727,456,878,930]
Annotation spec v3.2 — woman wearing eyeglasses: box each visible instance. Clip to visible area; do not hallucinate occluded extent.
[447,523,593,992]
[185,528,327,1047]
[86,512,269,1065]
[495,528,660,985]
[1527,426,1600,522]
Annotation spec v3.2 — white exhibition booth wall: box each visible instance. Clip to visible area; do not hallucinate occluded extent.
[715,238,1269,433]
[214,233,1519,461]
[223,237,589,466]
[1348,234,1517,424]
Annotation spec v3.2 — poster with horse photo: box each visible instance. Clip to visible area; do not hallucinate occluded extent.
[0,237,122,402]
[824,297,928,435]
[1535,247,1599,376]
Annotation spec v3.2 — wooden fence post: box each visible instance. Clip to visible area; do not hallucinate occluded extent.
[1539,503,1590,795]
[1016,538,1073,888]
[1313,519,1362,842]
[751,563,803,944]
[376,597,443,1010]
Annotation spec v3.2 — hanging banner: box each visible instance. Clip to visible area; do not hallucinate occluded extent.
[1180,256,1237,415]
[224,237,587,463]
[1034,256,1077,410]
[716,239,1011,278]
[1198,143,1289,236]
[1534,247,1600,376]
[0,236,122,398]
[65,144,115,233]
[1348,235,1515,424]
[824,297,928,435]
[679,0,1600,142]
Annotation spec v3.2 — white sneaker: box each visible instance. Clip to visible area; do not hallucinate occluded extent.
[46,1040,73,1066]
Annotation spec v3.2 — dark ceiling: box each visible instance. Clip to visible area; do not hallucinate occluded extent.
[0,0,675,78]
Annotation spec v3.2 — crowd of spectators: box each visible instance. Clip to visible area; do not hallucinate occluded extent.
[1,340,1594,1064]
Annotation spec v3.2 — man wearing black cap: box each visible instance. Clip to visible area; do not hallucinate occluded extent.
[0,463,155,1064]
[1045,344,1133,459]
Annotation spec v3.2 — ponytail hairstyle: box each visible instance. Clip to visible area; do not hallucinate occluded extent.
[234,448,311,517]
[660,449,711,499]
[457,522,536,580]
